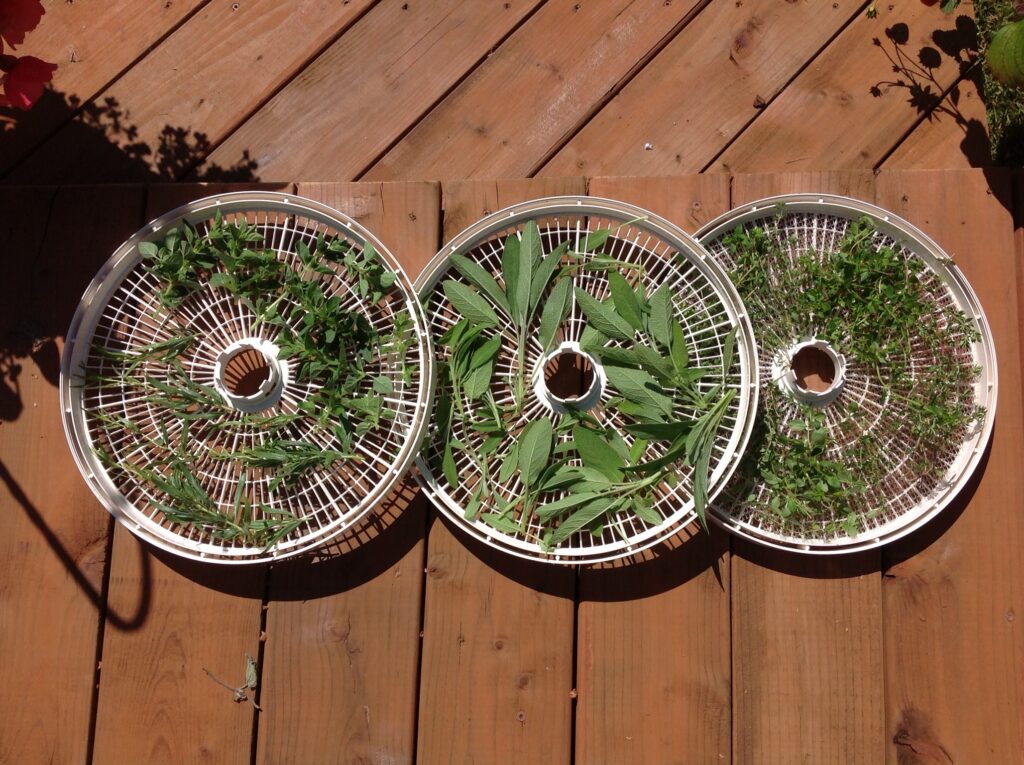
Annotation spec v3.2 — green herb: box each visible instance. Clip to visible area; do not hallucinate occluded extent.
[721,214,982,537]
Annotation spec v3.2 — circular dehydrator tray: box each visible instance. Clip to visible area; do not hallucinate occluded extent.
[60,192,433,563]
[415,196,759,565]
[696,194,997,554]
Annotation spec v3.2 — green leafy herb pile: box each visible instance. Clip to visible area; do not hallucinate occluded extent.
[720,214,982,538]
[430,220,741,552]
[85,214,414,549]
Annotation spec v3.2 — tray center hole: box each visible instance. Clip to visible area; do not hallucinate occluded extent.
[544,350,594,402]
[222,347,272,396]
[791,345,836,393]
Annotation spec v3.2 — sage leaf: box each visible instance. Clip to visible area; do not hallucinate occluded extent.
[581,228,610,252]
[449,253,511,315]
[575,288,635,340]
[480,513,520,534]
[538,279,571,353]
[467,334,501,372]
[535,491,605,521]
[464,359,495,399]
[443,281,499,327]
[631,497,662,526]
[623,420,694,441]
[548,497,619,547]
[608,272,644,331]
[498,441,520,483]
[647,284,673,348]
[529,241,568,316]
[518,417,553,487]
[573,425,624,480]
[670,320,689,374]
[604,365,673,417]
[505,227,534,328]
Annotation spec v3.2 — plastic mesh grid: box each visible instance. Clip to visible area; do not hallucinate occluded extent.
[415,197,758,564]
[62,193,432,563]
[698,196,996,553]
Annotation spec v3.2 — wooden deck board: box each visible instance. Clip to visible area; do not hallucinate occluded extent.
[201,0,544,182]
[0,185,142,765]
[251,181,439,765]
[714,3,979,173]
[576,175,732,765]
[363,0,709,181]
[881,74,990,170]
[876,168,1024,764]
[542,0,864,177]
[0,0,206,176]
[6,0,376,185]
[412,177,583,765]
[728,171,886,765]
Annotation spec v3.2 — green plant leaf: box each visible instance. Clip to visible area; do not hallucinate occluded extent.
[574,288,635,340]
[372,375,394,394]
[623,420,694,441]
[547,497,619,547]
[535,491,605,521]
[518,417,553,487]
[529,242,568,316]
[631,497,662,526]
[503,231,531,328]
[670,320,689,374]
[538,279,572,353]
[608,272,644,331]
[464,359,495,400]
[443,280,499,327]
[480,513,520,534]
[604,366,673,417]
[449,253,511,315]
[572,425,625,480]
[646,284,673,348]
[581,228,610,252]
[498,441,520,484]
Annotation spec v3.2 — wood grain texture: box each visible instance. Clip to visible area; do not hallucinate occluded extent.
[0,186,140,765]
[882,74,990,170]
[576,174,733,765]
[90,184,289,765]
[8,0,375,184]
[714,3,979,172]
[250,181,439,765]
[0,0,205,175]
[203,0,543,182]
[729,172,885,765]
[414,177,583,765]
[877,169,1024,764]
[542,0,864,177]
[364,0,707,182]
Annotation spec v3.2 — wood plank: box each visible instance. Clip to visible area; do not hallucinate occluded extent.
[0,0,205,175]
[252,180,439,765]
[542,0,864,177]
[363,0,708,182]
[0,185,141,764]
[7,0,376,185]
[577,174,733,765]
[415,177,582,765]
[90,183,290,765]
[729,171,885,765]
[882,74,990,169]
[201,0,543,182]
[876,168,1024,764]
[714,3,979,172]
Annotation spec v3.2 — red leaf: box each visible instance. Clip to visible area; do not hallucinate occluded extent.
[2,55,56,110]
[0,0,45,49]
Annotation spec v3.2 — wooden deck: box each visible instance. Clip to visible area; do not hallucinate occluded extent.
[1,2,1022,764]
[1,171,1022,764]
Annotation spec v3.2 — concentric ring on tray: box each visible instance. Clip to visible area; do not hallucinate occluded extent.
[697,194,997,554]
[60,192,433,563]
[415,196,759,564]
